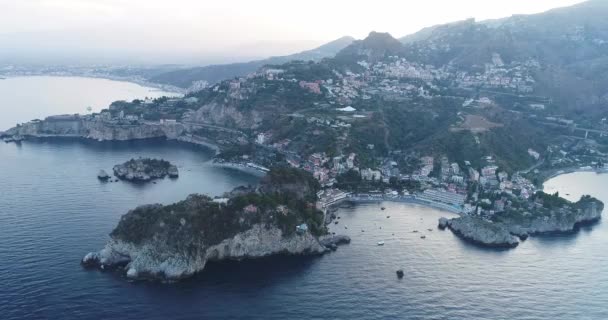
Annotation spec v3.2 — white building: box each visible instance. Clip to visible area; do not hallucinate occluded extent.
[256,133,266,145]
[417,189,466,206]
[361,168,382,181]
[528,148,540,160]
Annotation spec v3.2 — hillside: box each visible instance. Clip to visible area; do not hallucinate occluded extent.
[399,0,608,115]
[150,36,355,89]
[8,1,608,181]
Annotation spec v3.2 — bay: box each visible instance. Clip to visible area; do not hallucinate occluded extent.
[1,139,606,319]
[0,76,178,131]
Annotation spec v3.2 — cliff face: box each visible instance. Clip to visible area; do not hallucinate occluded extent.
[5,116,185,141]
[83,224,326,280]
[446,216,520,248]
[189,101,263,130]
[442,198,603,248]
[502,201,603,236]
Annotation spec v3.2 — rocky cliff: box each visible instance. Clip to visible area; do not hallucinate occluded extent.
[190,101,263,130]
[444,216,520,248]
[83,223,327,280]
[441,196,603,248]
[82,168,347,281]
[4,115,185,141]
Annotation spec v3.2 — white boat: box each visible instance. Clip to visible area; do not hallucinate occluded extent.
[377,241,385,246]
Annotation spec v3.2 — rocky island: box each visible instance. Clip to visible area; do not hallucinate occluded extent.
[113,158,178,182]
[440,192,603,248]
[97,169,111,181]
[82,168,349,281]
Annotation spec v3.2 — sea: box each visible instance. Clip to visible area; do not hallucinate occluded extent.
[1,77,607,319]
[0,76,179,131]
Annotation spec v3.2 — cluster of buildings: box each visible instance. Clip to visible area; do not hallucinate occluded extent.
[454,57,539,93]
[302,149,544,217]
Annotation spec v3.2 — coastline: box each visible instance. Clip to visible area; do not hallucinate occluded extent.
[212,161,270,177]
[0,74,185,96]
[324,194,464,218]
[3,134,224,158]
[175,135,220,155]
[540,167,608,187]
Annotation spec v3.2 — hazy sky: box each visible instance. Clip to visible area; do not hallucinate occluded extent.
[0,0,587,65]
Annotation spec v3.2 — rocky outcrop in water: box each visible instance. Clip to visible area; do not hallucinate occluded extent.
[4,115,185,141]
[440,195,603,248]
[97,170,111,181]
[113,158,178,182]
[444,216,520,248]
[319,235,351,251]
[82,168,347,281]
[82,223,327,280]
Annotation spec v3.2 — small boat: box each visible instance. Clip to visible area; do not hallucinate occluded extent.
[396,269,404,279]
[420,235,426,239]
[412,230,419,233]
[334,221,339,225]
[381,207,386,210]
[377,241,385,246]
[427,228,433,232]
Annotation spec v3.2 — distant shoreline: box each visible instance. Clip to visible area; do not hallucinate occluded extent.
[541,167,608,186]
[0,74,185,96]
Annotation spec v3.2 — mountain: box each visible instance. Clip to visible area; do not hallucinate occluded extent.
[397,0,608,115]
[335,32,404,65]
[149,36,355,89]
[399,19,474,44]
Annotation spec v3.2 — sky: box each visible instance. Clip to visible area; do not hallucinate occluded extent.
[0,0,587,65]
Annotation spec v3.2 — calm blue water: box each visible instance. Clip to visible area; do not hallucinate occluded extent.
[1,139,607,319]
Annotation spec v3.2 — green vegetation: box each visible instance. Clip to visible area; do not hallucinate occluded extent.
[531,191,570,210]
[110,168,326,247]
[123,158,171,172]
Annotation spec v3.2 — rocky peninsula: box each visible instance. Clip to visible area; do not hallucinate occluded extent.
[112,158,178,182]
[2,114,185,142]
[82,168,349,281]
[440,193,603,248]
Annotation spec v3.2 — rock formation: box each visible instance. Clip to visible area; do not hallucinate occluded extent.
[97,170,111,181]
[82,168,348,281]
[439,195,603,248]
[113,158,178,182]
[444,216,520,248]
[4,115,185,141]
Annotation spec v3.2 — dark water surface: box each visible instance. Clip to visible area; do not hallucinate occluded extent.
[1,140,607,319]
